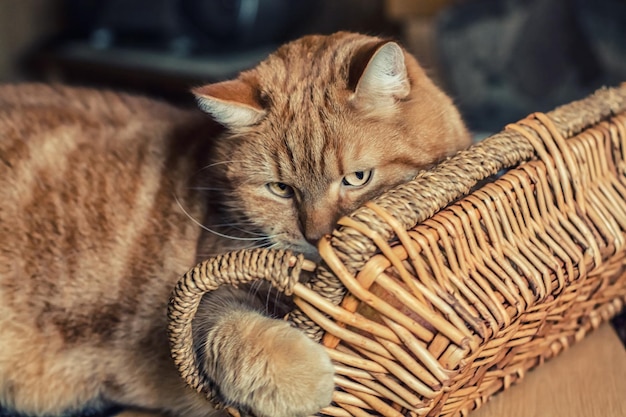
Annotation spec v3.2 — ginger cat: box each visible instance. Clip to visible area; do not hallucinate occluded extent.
[0,32,470,417]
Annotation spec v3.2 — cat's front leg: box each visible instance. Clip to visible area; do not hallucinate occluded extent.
[194,289,334,417]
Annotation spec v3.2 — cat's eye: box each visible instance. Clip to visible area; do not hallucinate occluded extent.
[342,170,373,187]
[266,182,294,198]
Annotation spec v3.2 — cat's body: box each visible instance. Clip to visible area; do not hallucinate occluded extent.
[0,32,470,417]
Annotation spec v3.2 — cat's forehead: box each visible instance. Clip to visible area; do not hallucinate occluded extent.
[253,33,368,108]
[252,117,383,185]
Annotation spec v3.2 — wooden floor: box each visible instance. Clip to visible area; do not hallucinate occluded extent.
[471,323,626,417]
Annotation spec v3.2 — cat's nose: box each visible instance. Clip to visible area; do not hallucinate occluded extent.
[300,207,335,246]
[303,218,331,245]
[304,228,327,246]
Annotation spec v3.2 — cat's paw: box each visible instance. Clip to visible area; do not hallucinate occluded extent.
[212,312,334,417]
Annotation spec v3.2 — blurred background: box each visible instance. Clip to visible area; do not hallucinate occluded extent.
[0,0,625,134]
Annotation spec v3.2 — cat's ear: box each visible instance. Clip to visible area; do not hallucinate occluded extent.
[350,41,410,110]
[193,80,266,129]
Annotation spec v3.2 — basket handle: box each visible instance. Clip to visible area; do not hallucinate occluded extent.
[167,248,312,403]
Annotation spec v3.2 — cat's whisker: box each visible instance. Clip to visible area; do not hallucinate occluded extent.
[273,284,286,316]
[206,223,256,228]
[175,196,270,242]
[243,239,278,251]
[209,223,268,238]
[199,160,247,171]
[205,222,267,236]
[234,229,268,238]
[249,280,264,299]
[264,284,275,316]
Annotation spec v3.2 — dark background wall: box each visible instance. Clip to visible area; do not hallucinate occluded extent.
[1,0,625,133]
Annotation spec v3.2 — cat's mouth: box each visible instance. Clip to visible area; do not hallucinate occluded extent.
[272,237,321,263]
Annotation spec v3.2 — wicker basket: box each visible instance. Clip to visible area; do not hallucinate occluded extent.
[167,84,626,417]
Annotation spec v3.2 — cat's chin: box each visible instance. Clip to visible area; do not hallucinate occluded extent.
[285,241,321,263]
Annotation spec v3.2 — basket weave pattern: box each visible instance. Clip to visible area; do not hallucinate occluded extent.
[168,84,626,417]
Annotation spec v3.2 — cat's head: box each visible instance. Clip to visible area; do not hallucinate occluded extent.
[194,32,470,258]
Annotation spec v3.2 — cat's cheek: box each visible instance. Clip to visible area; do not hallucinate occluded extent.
[244,195,304,247]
